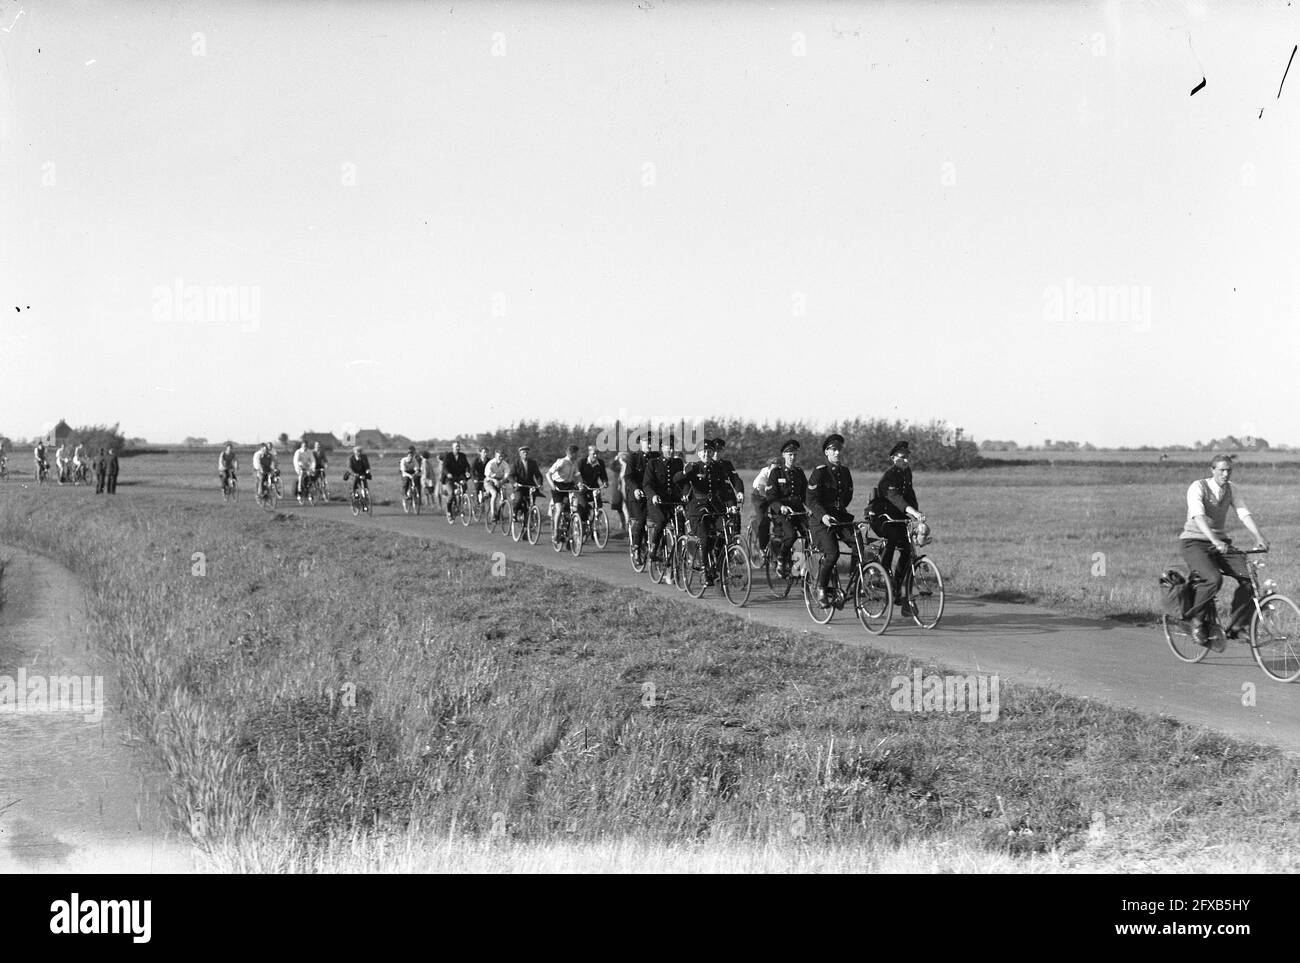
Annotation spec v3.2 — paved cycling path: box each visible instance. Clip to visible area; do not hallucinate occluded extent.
[248,497,1300,754]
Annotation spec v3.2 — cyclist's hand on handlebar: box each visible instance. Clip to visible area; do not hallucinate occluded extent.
[822,514,834,527]
[780,505,793,515]
[1212,539,1230,554]
[1255,539,1270,552]
[652,495,662,505]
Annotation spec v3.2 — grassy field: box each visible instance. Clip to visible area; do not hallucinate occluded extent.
[2,481,1299,872]
[116,451,1300,622]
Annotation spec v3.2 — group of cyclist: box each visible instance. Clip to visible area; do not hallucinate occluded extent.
[30,440,119,492]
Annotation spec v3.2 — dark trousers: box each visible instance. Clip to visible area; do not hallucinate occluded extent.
[749,492,771,550]
[810,522,849,591]
[1180,539,1254,630]
[771,513,807,563]
[647,499,679,554]
[106,471,118,494]
[95,471,106,494]
[686,501,720,569]
[871,515,912,584]
[626,491,647,548]
[512,487,539,516]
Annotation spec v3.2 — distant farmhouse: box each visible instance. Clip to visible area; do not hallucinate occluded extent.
[301,431,341,451]
[43,419,73,447]
[354,428,387,449]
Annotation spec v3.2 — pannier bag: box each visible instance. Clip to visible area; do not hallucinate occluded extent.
[1159,569,1192,620]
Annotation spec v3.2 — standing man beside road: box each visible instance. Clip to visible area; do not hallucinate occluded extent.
[105,448,120,494]
[94,448,108,494]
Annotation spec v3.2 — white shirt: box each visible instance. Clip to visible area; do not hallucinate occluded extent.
[549,456,579,486]
[293,448,314,473]
[753,464,775,495]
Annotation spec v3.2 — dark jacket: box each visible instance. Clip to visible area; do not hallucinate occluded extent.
[674,461,731,508]
[578,457,607,489]
[442,452,470,480]
[510,457,544,489]
[106,453,120,477]
[762,464,808,512]
[869,465,918,518]
[807,463,852,526]
[624,451,649,498]
[642,453,679,503]
[348,454,372,477]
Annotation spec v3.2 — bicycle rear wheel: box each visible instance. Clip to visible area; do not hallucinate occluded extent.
[722,543,752,607]
[1163,615,1208,663]
[1250,595,1300,682]
[855,561,893,635]
[908,556,945,628]
[746,522,764,570]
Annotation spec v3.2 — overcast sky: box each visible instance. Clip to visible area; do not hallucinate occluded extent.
[2,0,1297,447]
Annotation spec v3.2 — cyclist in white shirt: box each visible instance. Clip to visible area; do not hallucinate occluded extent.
[292,441,314,504]
[72,443,87,481]
[218,444,238,492]
[252,443,274,497]
[484,447,510,521]
[547,444,583,530]
[55,444,71,484]
[398,446,421,502]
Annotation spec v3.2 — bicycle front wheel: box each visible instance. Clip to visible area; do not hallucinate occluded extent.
[570,515,584,558]
[803,564,834,625]
[722,543,752,607]
[1164,615,1208,664]
[684,540,708,598]
[1250,595,1300,682]
[855,561,893,635]
[592,508,609,548]
[908,556,945,628]
[510,505,523,541]
[526,505,541,545]
[351,491,361,516]
[460,493,472,526]
[649,538,669,584]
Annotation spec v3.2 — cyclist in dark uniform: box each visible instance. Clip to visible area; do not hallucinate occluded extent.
[348,447,372,495]
[673,439,732,585]
[643,436,684,569]
[762,439,809,578]
[869,441,927,608]
[806,434,853,607]
[624,434,652,563]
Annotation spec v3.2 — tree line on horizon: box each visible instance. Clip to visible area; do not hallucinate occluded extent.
[472,417,982,471]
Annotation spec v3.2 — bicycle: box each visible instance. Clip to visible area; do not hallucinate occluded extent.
[72,462,90,486]
[801,520,893,634]
[345,472,372,516]
[647,500,685,585]
[257,469,283,511]
[865,517,946,629]
[677,507,752,606]
[0,459,8,482]
[756,508,810,599]
[444,479,468,524]
[35,461,49,485]
[587,488,611,548]
[309,471,330,505]
[484,483,511,534]
[221,472,238,504]
[551,489,585,558]
[510,485,543,544]
[1163,547,1300,682]
[401,474,422,515]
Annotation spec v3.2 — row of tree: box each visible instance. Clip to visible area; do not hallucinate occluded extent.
[0,424,126,454]
[472,418,982,471]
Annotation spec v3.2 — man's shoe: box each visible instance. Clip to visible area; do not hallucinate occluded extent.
[816,588,832,608]
[1190,619,1209,646]
[899,600,914,617]
[1207,627,1228,653]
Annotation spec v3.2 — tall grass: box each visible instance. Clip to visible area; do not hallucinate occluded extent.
[3,488,1299,872]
